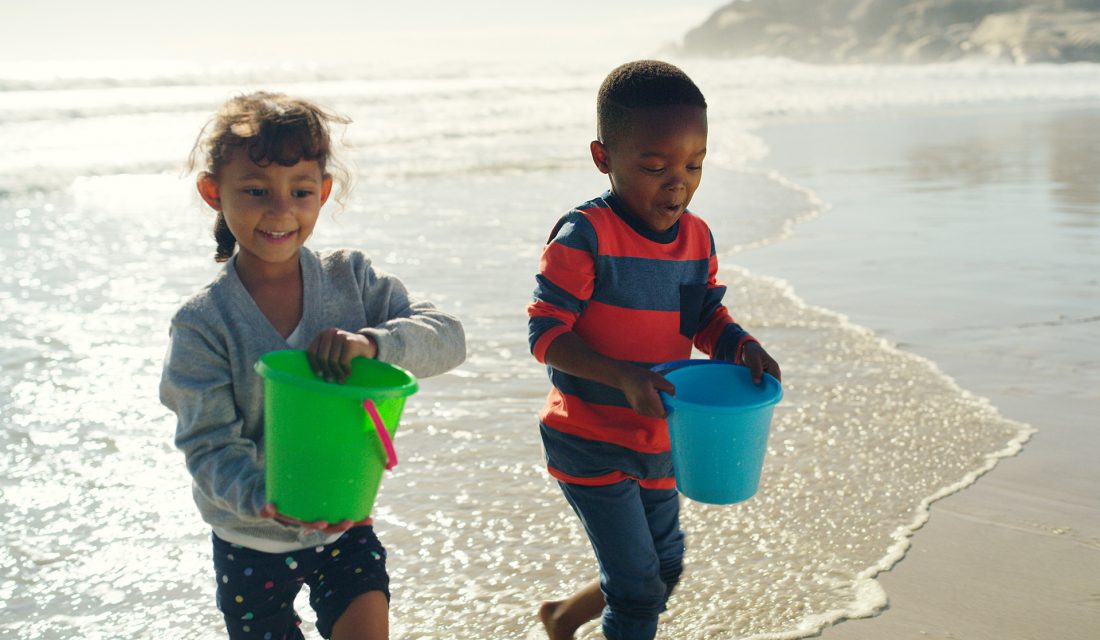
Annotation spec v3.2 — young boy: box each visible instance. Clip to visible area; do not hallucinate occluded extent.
[528,60,781,640]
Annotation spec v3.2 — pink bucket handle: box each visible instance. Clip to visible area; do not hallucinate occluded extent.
[363,399,398,470]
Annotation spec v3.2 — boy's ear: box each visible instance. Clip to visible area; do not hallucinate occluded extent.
[320,175,334,206]
[197,173,222,211]
[590,140,612,175]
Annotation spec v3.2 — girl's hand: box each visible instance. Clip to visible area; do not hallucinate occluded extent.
[741,341,782,385]
[260,503,372,535]
[618,364,676,419]
[308,328,377,383]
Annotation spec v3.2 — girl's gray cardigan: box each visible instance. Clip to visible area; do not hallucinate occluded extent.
[160,248,465,548]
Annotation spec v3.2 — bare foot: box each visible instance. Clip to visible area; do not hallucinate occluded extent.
[539,599,571,640]
[538,580,604,640]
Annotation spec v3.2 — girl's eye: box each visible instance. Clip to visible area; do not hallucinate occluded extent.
[292,190,313,198]
[687,165,703,172]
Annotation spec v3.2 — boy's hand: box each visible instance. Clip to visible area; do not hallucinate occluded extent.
[260,503,373,535]
[308,328,378,383]
[742,341,782,385]
[618,365,676,419]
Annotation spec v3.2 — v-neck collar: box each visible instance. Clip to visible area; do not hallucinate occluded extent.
[225,247,320,346]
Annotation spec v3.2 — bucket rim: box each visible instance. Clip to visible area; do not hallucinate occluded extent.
[255,349,418,400]
[653,359,782,412]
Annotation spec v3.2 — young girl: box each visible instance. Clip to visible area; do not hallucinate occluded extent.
[160,92,466,640]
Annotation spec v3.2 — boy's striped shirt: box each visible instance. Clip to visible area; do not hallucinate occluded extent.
[528,192,755,488]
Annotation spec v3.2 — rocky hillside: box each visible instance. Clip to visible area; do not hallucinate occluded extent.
[681,0,1100,63]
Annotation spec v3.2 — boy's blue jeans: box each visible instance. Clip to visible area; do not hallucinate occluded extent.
[559,479,685,640]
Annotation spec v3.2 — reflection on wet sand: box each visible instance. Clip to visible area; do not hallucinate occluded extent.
[904,107,1100,224]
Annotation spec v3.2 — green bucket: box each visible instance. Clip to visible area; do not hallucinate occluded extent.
[255,349,417,523]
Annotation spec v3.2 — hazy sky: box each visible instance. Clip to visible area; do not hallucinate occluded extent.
[2,1,726,65]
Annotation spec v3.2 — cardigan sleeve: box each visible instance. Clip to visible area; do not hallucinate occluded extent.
[160,318,267,519]
[353,257,467,379]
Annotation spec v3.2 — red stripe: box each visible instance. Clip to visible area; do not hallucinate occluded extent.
[528,298,578,327]
[583,207,712,261]
[575,301,692,363]
[532,324,570,363]
[708,253,723,285]
[540,242,594,300]
[540,388,671,453]
[693,308,731,355]
[547,466,677,490]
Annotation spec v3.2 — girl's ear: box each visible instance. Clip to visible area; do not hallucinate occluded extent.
[590,140,611,175]
[197,173,222,211]
[319,175,334,206]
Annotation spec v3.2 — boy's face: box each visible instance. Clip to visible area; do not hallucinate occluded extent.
[591,105,707,233]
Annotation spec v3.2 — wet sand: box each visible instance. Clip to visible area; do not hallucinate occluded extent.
[734,102,1100,639]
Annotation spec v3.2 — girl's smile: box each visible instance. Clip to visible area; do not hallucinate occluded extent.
[257,228,299,242]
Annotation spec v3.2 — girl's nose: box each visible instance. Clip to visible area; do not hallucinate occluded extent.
[268,194,293,215]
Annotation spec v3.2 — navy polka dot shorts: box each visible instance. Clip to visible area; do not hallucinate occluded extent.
[212,525,389,640]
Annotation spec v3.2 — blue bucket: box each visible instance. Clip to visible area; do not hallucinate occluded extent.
[654,360,782,505]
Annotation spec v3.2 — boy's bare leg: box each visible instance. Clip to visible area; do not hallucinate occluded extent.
[539,579,604,640]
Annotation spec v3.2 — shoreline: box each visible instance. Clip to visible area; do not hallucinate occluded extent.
[734,101,1100,639]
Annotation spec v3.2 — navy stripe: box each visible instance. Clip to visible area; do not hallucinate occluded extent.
[712,322,751,361]
[548,210,598,252]
[591,255,709,311]
[533,273,586,314]
[540,422,673,480]
[550,368,631,409]
[528,316,565,353]
[699,284,728,324]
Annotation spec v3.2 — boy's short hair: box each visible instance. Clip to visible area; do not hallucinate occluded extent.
[597,60,707,147]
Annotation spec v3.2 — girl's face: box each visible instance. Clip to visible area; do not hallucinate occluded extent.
[198,149,333,275]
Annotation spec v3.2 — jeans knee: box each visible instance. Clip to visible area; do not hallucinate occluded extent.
[602,591,662,640]
[604,573,668,616]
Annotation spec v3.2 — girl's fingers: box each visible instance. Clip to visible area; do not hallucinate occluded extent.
[306,339,322,377]
[325,334,344,381]
[336,340,352,382]
[307,329,367,383]
[317,330,343,381]
[310,331,332,378]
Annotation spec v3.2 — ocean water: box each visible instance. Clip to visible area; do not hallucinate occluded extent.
[2,58,1098,639]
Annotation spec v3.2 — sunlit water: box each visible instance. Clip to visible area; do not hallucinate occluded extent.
[3,58,1098,639]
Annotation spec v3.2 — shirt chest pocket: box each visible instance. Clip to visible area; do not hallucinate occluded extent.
[679,283,708,338]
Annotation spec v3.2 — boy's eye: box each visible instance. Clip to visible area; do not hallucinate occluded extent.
[292,189,314,198]
[642,167,665,174]
[687,165,703,172]
[244,188,267,197]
